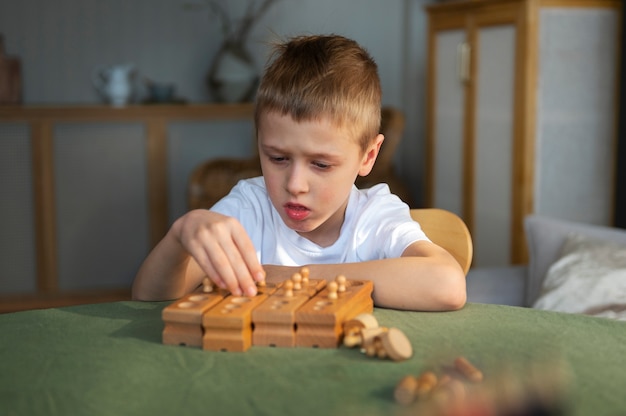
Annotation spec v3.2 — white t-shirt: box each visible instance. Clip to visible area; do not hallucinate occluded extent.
[210,177,429,266]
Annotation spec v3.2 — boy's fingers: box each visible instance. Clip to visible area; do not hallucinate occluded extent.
[190,238,240,295]
[220,236,258,297]
[232,229,265,284]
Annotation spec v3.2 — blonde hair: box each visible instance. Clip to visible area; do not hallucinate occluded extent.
[255,35,382,152]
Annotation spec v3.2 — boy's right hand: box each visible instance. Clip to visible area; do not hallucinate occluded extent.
[171,209,265,297]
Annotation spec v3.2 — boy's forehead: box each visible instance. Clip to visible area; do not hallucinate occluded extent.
[258,111,356,137]
[257,111,364,153]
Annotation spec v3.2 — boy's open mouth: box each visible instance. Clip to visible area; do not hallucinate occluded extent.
[284,203,310,221]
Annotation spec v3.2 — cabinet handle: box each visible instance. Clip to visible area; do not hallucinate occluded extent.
[457,42,470,84]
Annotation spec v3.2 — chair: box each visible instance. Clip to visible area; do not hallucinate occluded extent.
[410,208,473,275]
[187,107,414,210]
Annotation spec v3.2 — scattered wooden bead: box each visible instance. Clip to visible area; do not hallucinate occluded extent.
[360,327,387,352]
[343,333,362,348]
[454,356,483,383]
[415,371,438,399]
[378,327,413,361]
[343,313,379,336]
[394,375,419,405]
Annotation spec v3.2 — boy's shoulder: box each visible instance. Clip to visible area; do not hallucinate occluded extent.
[233,176,266,192]
[351,183,411,218]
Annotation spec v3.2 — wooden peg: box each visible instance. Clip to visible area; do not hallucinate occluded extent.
[300,267,310,286]
[284,280,294,297]
[202,277,213,293]
[291,272,302,290]
[454,356,483,383]
[336,275,347,292]
[327,281,338,300]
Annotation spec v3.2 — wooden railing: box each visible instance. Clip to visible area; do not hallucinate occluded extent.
[0,103,254,312]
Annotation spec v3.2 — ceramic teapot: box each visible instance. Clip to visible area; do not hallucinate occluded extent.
[92,64,136,106]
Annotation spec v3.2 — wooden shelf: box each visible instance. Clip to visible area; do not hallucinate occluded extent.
[0,103,255,121]
[0,103,255,312]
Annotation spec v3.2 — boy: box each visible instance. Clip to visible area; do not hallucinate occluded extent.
[132,34,465,311]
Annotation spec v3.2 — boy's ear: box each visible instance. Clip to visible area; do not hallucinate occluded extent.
[358,134,385,177]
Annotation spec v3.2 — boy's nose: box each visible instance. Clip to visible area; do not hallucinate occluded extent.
[286,164,309,195]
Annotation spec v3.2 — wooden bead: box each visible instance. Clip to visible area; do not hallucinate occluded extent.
[378,327,413,361]
[415,371,438,399]
[394,375,419,405]
[454,356,483,383]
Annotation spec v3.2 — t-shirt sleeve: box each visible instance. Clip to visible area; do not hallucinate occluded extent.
[354,185,430,259]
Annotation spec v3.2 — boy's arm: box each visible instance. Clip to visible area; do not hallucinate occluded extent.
[132,209,265,301]
[263,241,466,311]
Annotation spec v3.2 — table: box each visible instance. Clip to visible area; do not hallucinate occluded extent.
[1,301,625,415]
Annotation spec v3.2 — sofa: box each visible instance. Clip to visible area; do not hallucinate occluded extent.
[465,214,626,320]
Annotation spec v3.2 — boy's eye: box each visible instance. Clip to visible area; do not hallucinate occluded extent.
[269,155,287,163]
[313,161,331,170]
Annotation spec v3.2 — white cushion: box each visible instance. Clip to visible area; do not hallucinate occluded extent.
[524,215,626,305]
[532,233,626,320]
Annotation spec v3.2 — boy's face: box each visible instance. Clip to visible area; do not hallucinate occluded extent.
[258,111,383,247]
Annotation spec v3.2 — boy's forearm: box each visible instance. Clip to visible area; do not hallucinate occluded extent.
[307,259,464,311]
[263,249,466,312]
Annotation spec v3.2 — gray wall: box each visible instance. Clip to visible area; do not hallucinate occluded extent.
[0,0,430,205]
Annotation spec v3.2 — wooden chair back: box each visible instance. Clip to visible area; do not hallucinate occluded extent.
[410,208,473,274]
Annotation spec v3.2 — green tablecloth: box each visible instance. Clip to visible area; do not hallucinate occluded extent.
[1,301,625,415]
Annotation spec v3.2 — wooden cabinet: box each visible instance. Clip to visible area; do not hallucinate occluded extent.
[425,0,620,266]
[0,104,255,312]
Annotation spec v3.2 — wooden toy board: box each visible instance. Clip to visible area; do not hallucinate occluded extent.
[161,272,374,352]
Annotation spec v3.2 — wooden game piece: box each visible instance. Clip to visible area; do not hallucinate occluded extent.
[374,338,387,359]
[344,313,379,335]
[251,278,326,347]
[343,313,380,348]
[378,327,413,361]
[295,279,374,348]
[431,375,466,406]
[327,281,338,300]
[394,375,419,405]
[255,280,281,295]
[284,280,294,297]
[202,277,214,293]
[202,294,269,352]
[336,275,347,292]
[162,292,226,347]
[343,333,362,348]
[415,371,438,399]
[292,272,302,290]
[430,374,453,405]
[454,356,483,383]
[300,266,310,282]
[360,327,388,352]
